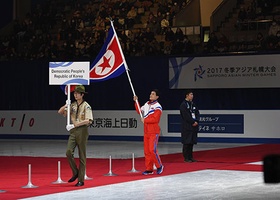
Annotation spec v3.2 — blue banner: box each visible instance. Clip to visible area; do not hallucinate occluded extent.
[168,114,244,134]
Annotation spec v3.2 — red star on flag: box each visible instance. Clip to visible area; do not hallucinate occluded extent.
[99,55,112,73]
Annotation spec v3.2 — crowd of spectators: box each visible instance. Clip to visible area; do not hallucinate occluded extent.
[1,0,280,61]
[235,0,280,31]
[0,0,195,61]
[205,19,280,54]
[205,0,280,53]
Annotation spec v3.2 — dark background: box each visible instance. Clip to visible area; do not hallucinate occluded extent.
[0,1,13,29]
[1,55,280,111]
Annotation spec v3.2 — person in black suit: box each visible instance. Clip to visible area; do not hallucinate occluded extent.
[179,90,200,163]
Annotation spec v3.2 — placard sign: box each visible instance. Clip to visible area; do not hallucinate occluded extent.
[49,62,90,85]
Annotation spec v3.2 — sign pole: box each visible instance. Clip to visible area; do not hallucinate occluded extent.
[67,84,71,126]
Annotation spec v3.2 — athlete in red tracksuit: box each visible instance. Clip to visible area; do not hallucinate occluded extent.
[133,89,164,175]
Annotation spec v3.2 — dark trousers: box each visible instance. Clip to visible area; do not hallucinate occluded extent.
[182,144,194,160]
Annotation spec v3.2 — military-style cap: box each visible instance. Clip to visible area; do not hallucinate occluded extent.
[74,85,87,93]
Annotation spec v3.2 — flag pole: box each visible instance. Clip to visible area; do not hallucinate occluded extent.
[110,20,143,119]
[67,84,71,125]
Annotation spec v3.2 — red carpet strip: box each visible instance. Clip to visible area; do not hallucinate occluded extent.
[0,144,279,199]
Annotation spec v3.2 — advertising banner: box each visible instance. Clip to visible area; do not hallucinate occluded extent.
[169,55,280,89]
[168,114,244,134]
[1,110,280,142]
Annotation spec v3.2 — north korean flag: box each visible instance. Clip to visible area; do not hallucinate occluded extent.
[89,24,127,82]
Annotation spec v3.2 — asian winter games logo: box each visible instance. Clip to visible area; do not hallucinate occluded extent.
[194,65,205,81]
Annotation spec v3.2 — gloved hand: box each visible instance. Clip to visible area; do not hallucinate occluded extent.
[66,124,75,131]
[66,100,71,105]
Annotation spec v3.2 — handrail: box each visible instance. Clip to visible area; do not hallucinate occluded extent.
[172,0,195,26]
[173,0,200,26]
[210,0,237,32]
[173,0,194,17]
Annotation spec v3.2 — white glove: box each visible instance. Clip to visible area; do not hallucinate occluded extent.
[66,100,71,105]
[66,124,75,131]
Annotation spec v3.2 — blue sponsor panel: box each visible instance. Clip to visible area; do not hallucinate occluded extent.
[168,114,181,133]
[168,114,244,134]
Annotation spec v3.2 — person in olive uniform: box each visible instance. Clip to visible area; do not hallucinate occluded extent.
[179,90,200,163]
[58,85,93,186]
